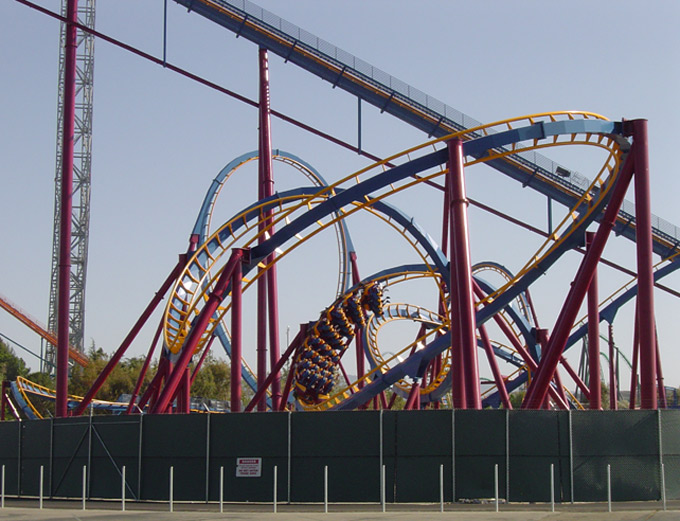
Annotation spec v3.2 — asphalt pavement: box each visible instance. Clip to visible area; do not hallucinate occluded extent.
[0,498,679,521]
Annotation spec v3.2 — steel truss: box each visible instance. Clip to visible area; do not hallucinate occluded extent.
[46,0,96,370]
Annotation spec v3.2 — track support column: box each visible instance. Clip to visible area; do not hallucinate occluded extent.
[629,119,657,409]
[56,0,78,418]
[447,138,481,409]
[231,250,245,413]
[586,232,601,410]
[257,47,281,411]
[629,305,639,409]
[349,252,366,398]
[608,324,618,410]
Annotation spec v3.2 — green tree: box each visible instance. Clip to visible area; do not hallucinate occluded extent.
[601,382,611,409]
[69,344,155,403]
[509,390,525,409]
[0,340,29,381]
[27,370,55,388]
[191,354,231,401]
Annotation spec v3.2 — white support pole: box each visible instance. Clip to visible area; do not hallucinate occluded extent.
[607,464,612,513]
[494,464,499,513]
[381,464,386,513]
[82,465,86,510]
[2,464,5,509]
[439,464,444,513]
[122,465,126,512]
[550,464,555,513]
[661,463,667,512]
[169,466,174,513]
[324,466,328,514]
[273,465,278,513]
[39,465,44,510]
[219,466,224,513]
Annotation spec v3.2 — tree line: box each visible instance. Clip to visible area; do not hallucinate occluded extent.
[0,339,233,418]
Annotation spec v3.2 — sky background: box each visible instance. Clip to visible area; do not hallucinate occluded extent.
[1,1,679,395]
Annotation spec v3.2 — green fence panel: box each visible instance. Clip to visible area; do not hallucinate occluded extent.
[4,408,680,503]
[290,410,380,502]
[454,409,506,501]
[508,410,567,502]
[661,410,680,499]
[0,421,20,495]
[384,409,452,503]
[140,414,207,501]
[89,416,141,500]
[51,418,89,498]
[571,410,659,502]
[19,419,51,496]
[208,412,288,502]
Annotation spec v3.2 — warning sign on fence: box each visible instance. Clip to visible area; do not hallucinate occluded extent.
[236,457,262,477]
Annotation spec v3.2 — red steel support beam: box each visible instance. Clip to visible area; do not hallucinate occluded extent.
[56,0,78,418]
[441,172,450,263]
[338,361,353,390]
[387,391,399,410]
[151,249,245,414]
[629,304,639,409]
[586,232,601,410]
[245,325,307,412]
[267,261,282,410]
[181,367,191,413]
[608,323,618,410]
[523,288,542,333]
[451,293,465,409]
[522,150,635,408]
[440,172,467,409]
[448,139,481,409]
[256,47,277,412]
[256,276,267,411]
[126,317,163,414]
[190,336,217,385]
[230,252,244,413]
[537,329,569,407]
[350,253,366,397]
[656,329,666,408]
[1,380,7,421]
[3,389,21,422]
[379,391,388,410]
[74,256,185,416]
[630,120,657,409]
[552,369,568,408]
[472,282,569,409]
[138,356,169,412]
[260,48,282,412]
[559,356,590,402]
[478,324,511,409]
[404,381,421,410]
[279,342,304,412]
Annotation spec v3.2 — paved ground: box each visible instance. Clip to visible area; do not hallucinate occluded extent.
[0,499,678,521]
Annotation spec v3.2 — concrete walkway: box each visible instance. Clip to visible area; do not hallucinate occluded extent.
[0,499,678,521]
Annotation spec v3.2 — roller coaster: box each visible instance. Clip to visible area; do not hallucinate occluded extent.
[3,0,679,418]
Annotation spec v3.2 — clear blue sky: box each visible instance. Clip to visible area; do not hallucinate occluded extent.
[1,1,679,393]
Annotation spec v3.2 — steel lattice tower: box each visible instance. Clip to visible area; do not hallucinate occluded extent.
[46,0,96,371]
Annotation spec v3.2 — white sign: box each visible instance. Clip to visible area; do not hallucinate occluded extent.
[236,457,262,478]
